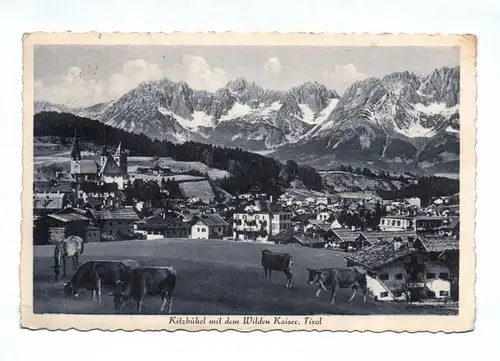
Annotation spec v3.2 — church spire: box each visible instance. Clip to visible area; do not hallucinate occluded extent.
[71,128,81,160]
[114,142,121,157]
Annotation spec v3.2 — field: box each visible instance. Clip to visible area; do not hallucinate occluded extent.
[33,239,457,316]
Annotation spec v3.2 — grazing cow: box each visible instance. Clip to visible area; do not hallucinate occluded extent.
[112,266,177,314]
[63,260,140,303]
[53,235,85,280]
[261,249,293,288]
[307,267,367,304]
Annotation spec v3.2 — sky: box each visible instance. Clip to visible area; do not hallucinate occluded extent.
[34,45,460,107]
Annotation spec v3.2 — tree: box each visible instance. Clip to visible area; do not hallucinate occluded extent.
[347,165,354,174]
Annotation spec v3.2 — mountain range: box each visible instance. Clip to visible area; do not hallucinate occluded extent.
[34,66,460,175]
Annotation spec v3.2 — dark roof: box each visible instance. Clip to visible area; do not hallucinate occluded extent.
[361,230,417,244]
[168,217,192,229]
[87,207,139,221]
[143,215,178,227]
[345,240,416,269]
[101,155,126,175]
[440,217,459,229]
[49,212,90,222]
[80,182,119,193]
[291,214,314,222]
[271,228,294,243]
[331,229,365,243]
[195,214,228,227]
[415,237,459,252]
[77,160,100,174]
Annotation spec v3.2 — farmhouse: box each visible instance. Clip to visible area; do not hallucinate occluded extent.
[191,214,228,239]
[165,217,192,238]
[135,214,178,236]
[86,207,139,238]
[345,236,459,302]
[45,208,91,244]
[33,191,69,216]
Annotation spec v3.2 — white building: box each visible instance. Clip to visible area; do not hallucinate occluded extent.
[406,197,421,208]
[346,237,458,302]
[233,201,292,241]
[191,214,228,240]
[316,211,331,222]
[379,216,414,232]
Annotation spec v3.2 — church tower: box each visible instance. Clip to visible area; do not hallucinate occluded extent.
[70,128,81,174]
[113,142,128,174]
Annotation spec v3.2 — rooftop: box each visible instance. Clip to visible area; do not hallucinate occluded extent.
[415,237,459,253]
[345,240,416,269]
[87,207,139,221]
[195,214,228,227]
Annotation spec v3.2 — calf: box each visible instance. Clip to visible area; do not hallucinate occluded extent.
[63,260,140,303]
[261,249,293,288]
[112,266,177,314]
[307,267,367,304]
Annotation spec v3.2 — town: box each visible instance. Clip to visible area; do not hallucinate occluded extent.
[33,131,460,307]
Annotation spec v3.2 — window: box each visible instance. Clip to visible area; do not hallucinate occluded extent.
[396,220,401,227]
[439,291,449,297]
[395,273,403,280]
[391,220,396,226]
[197,227,201,232]
[380,292,389,298]
[426,273,436,279]
[439,272,449,280]
[378,273,389,280]
[256,215,259,220]
[202,228,206,232]
[381,219,385,225]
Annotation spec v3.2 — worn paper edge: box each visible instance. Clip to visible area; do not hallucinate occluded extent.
[20,32,477,332]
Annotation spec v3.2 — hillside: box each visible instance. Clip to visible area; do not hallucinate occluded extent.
[34,112,323,197]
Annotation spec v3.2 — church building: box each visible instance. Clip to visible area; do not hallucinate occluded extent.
[70,131,128,191]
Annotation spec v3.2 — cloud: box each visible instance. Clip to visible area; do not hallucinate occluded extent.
[35,66,106,107]
[264,57,283,76]
[169,54,228,92]
[108,59,165,99]
[320,64,365,92]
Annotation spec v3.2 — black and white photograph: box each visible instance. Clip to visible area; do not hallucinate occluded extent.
[22,33,476,331]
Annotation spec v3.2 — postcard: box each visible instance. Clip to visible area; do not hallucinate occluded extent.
[21,32,476,332]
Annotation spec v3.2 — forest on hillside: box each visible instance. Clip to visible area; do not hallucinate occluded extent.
[34,112,323,196]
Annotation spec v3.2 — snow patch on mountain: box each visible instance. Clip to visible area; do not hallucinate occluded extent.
[220,102,253,121]
[396,122,437,138]
[414,102,459,116]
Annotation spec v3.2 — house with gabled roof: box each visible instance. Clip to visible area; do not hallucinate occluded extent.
[345,236,459,302]
[191,214,228,239]
[85,207,139,239]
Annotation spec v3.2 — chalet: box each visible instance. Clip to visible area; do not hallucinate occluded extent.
[165,217,191,238]
[414,216,445,234]
[327,229,368,251]
[45,208,92,244]
[86,207,139,239]
[135,214,179,236]
[191,214,228,239]
[33,191,69,216]
[271,228,322,248]
[345,237,459,302]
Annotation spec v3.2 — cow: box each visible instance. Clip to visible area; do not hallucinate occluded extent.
[63,260,140,303]
[307,267,367,304]
[53,235,85,280]
[111,266,177,314]
[261,249,293,288]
